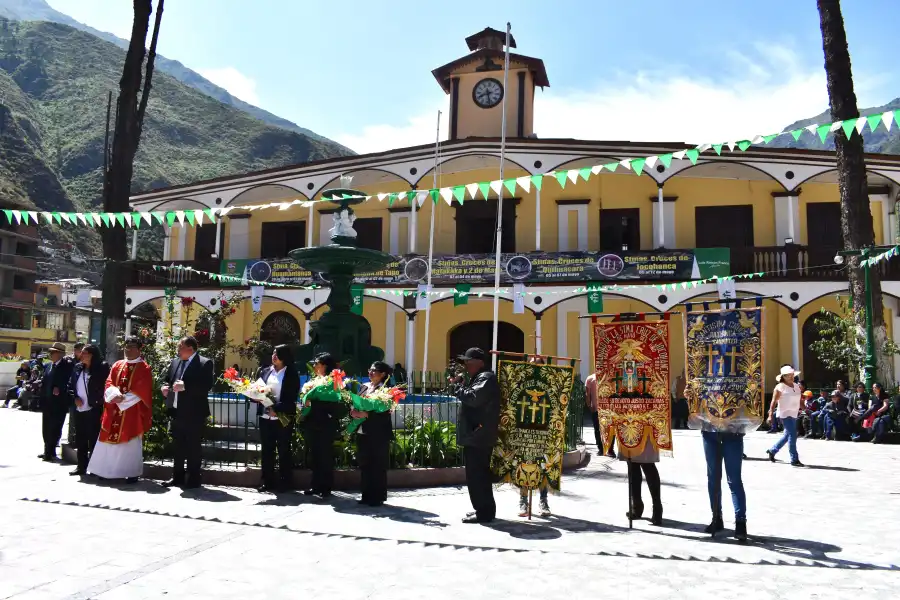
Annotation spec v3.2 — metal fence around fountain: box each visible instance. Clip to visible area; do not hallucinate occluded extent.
[190,374,586,472]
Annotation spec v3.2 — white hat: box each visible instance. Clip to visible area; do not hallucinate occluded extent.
[777,365,799,382]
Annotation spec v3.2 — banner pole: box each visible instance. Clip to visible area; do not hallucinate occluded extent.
[626,457,633,529]
[528,488,533,521]
[420,109,441,396]
[712,433,722,538]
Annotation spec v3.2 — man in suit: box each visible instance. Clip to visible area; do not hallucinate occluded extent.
[38,342,75,462]
[161,336,213,488]
[449,347,501,524]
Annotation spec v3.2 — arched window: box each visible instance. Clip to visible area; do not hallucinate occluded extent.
[802,312,848,389]
[260,311,302,347]
[448,321,524,368]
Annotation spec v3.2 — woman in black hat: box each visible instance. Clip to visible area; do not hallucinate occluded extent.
[303,352,341,499]
[353,361,394,507]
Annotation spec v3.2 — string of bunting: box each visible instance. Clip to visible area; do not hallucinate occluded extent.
[4,109,900,229]
[861,245,900,266]
[151,264,320,289]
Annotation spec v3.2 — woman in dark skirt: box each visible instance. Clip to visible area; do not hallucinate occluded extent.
[353,361,394,507]
[303,352,340,499]
[256,344,300,493]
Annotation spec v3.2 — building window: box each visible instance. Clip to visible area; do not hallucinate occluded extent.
[456,199,515,253]
[0,341,17,354]
[354,217,383,251]
[45,311,65,330]
[805,203,841,247]
[0,306,30,330]
[599,208,640,252]
[194,223,223,259]
[260,221,307,258]
[695,205,754,248]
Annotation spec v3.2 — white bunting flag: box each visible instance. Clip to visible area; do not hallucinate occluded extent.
[591,164,603,175]
[673,151,686,160]
[42,212,53,224]
[123,213,132,227]
[645,156,658,169]
[250,285,264,312]
[515,176,531,192]
[77,213,87,226]
[377,193,387,202]
[194,209,205,225]
[92,213,102,227]
[141,212,152,226]
[883,111,894,131]
[175,211,185,225]
[11,210,21,224]
[439,188,453,204]
[566,169,579,184]
[27,211,38,224]
[466,183,479,199]
[60,213,71,224]
[489,180,503,195]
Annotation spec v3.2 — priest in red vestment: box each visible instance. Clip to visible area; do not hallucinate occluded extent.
[87,336,153,482]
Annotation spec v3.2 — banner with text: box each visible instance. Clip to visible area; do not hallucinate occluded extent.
[591,320,672,458]
[219,248,730,287]
[684,307,765,434]
[492,360,575,493]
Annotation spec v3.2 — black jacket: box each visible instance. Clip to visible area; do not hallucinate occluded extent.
[256,365,300,417]
[357,381,394,440]
[454,369,501,448]
[165,354,214,422]
[67,361,111,409]
[41,357,75,408]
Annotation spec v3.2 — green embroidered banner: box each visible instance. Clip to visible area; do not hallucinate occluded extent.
[492,360,575,493]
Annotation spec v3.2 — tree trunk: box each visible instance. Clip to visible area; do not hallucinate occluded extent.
[816,0,892,384]
[100,0,163,363]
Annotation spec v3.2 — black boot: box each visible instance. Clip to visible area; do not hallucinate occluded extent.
[734,520,747,542]
[650,504,663,526]
[704,515,724,534]
[625,501,644,520]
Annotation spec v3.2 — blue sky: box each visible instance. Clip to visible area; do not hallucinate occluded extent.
[47,0,900,153]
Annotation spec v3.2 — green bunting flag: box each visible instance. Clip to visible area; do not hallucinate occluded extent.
[100,213,110,227]
[452,186,465,203]
[554,171,568,189]
[658,154,673,169]
[685,149,699,165]
[713,144,723,155]
[454,284,472,306]
[817,124,831,143]
[631,158,646,176]
[350,285,364,315]
[503,179,517,196]
[587,288,603,314]
[478,181,490,199]
[530,174,543,191]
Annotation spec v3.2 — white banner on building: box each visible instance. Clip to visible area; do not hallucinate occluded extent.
[250,286,264,313]
[513,283,525,314]
[717,278,737,310]
[416,284,429,310]
[76,288,91,307]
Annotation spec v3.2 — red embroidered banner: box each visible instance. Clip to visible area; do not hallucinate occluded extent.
[591,320,672,458]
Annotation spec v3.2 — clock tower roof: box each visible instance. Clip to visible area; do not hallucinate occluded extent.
[431,27,549,94]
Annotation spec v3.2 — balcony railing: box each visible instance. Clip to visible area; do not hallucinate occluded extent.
[1,289,35,304]
[0,254,36,272]
[124,246,894,289]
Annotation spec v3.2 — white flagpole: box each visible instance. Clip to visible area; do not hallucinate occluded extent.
[421,110,441,395]
[490,22,512,371]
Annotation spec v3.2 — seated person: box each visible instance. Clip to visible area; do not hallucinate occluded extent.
[824,389,851,440]
[848,383,870,435]
[798,390,822,437]
[4,361,30,408]
[853,384,893,443]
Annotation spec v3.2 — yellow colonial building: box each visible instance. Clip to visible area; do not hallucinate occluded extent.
[126,27,900,389]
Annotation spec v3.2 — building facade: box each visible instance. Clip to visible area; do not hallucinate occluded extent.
[126,28,900,388]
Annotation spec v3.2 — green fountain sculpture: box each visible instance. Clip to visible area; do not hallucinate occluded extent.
[288,177,395,376]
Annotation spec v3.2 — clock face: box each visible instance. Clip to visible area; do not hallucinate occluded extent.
[473,78,503,109]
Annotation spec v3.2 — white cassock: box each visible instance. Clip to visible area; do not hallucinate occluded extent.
[87,386,144,479]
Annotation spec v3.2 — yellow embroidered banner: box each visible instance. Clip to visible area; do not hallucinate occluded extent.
[591,319,672,458]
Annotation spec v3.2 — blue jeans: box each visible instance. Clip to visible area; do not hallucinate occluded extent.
[824,412,849,439]
[701,431,746,522]
[769,416,799,462]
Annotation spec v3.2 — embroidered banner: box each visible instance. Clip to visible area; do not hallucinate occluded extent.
[493,360,575,492]
[591,320,672,458]
[684,307,764,434]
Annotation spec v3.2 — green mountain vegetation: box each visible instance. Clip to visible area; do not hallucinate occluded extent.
[0,17,352,264]
[769,98,900,154]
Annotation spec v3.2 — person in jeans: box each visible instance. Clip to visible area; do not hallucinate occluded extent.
[804,390,828,439]
[766,365,804,467]
[824,389,851,440]
[702,430,747,541]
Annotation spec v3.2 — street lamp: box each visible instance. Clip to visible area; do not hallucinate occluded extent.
[834,245,895,391]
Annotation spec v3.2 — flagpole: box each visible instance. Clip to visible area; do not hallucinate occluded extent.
[421,110,441,395]
[490,22,512,371]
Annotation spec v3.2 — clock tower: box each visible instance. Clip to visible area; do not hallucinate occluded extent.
[432,27,549,140]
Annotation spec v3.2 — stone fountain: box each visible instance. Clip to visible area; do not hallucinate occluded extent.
[289,177,394,376]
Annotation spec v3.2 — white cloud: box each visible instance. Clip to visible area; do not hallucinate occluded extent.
[334,45,872,154]
[196,67,261,107]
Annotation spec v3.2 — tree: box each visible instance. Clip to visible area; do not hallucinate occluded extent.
[816,0,892,383]
[100,0,163,362]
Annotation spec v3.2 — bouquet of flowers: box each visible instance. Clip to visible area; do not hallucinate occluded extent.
[345,383,406,434]
[222,367,290,427]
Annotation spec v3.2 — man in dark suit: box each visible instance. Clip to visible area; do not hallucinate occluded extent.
[38,342,75,462]
[449,347,501,524]
[161,336,213,488]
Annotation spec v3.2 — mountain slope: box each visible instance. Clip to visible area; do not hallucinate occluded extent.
[0,0,353,153]
[769,98,900,154]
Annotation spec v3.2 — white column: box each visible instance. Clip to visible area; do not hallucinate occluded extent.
[535,188,541,250]
[773,194,800,244]
[534,316,542,354]
[889,209,898,247]
[405,312,416,374]
[389,212,409,255]
[227,217,250,259]
[176,223,187,260]
[790,309,800,370]
[124,317,132,338]
[319,213,334,246]
[307,205,314,247]
[130,230,138,260]
[385,303,397,364]
[213,218,222,257]
[656,186,664,248]
[162,226,171,260]
[304,319,311,344]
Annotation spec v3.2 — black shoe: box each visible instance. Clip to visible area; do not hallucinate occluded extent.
[790,460,805,467]
[734,520,748,542]
[303,489,319,496]
[162,479,183,488]
[125,477,138,484]
[462,514,493,524]
[704,516,724,534]
[650,505,663,526]
[258,484,272,493]
[766,450,776,463]
[69,468,85,476]
[625,503,644,520]
[182,482,201,490]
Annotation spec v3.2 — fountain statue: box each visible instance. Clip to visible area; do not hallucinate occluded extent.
[289,176,395,376]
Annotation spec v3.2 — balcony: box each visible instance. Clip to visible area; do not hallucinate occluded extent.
[0,253,37,273]
[0,223,38,241]
[1,289,35,304]
[123,246,888,290]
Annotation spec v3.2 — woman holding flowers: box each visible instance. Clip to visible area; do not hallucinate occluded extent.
[257,344,300,493]
[353,361,395,507]
[303,353,342,499]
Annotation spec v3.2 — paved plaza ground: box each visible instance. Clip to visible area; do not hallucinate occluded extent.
[1,409,898,599]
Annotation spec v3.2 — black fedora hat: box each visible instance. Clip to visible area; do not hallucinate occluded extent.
[456,347,486,362]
